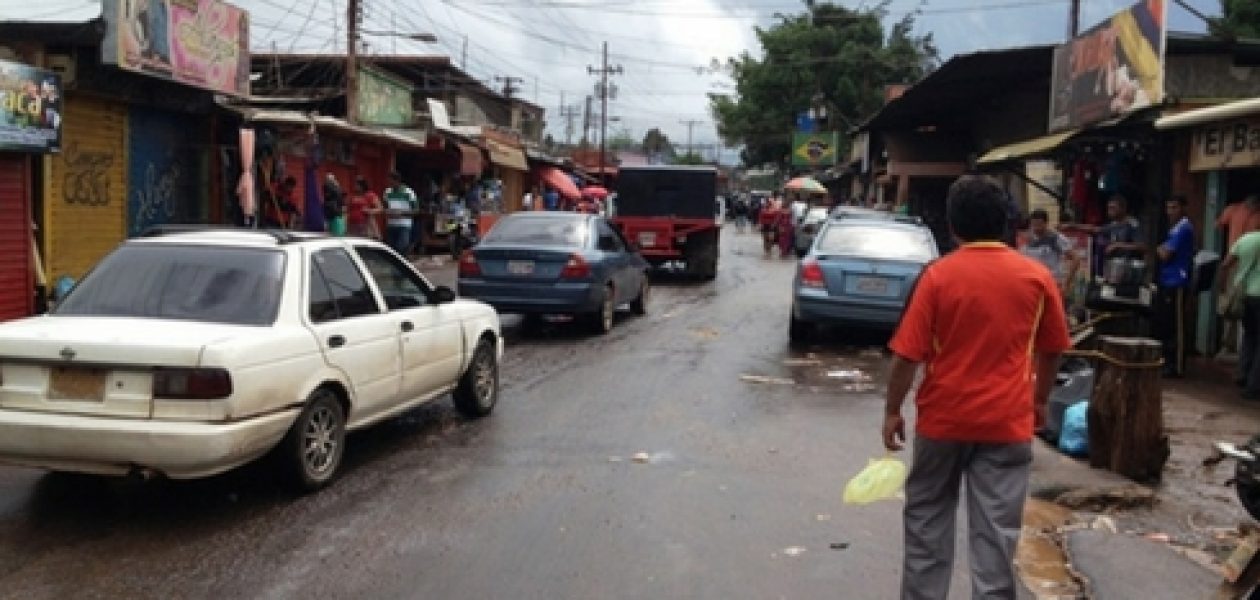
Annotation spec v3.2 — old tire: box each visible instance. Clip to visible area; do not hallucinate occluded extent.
[587,285,616,335]
[281,388,346,493]
[630,276,650,316]
[453,340,499,418]
[789,313,814,346]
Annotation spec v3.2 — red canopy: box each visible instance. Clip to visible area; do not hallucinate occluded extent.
[537,166,581,201]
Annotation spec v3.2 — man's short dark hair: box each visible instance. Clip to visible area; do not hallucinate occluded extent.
[947,175,1008,242]
[1029,208,1049,222]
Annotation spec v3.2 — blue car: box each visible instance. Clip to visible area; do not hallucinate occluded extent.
[790,216,938,343]
[458,212,650,334]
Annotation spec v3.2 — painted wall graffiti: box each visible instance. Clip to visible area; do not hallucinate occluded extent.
[127,106,206,236]
[62,143,115,206]
[132,160,182,233]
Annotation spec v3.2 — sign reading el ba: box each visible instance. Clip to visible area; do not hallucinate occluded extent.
[1190,117,1260,172]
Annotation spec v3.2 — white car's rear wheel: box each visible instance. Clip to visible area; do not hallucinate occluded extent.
[282,388,346,492]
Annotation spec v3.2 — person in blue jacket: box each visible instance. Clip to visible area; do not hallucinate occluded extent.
[1155,195,1195,378]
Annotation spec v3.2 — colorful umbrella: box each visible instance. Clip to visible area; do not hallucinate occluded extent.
[784,177,826,194]
[581,185,610,199]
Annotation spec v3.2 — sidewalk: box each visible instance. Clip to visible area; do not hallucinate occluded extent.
[1018,357,1260,597]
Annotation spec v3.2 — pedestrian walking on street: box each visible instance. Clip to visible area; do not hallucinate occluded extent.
[1223,230,1260,399]
[322,173,347,236]
[383,172,418,256]
[1154,195,1195,378]
[1216,194,1260,353]
[759,195,783,257]
[884,175,1071,600]
[346,177,382,239]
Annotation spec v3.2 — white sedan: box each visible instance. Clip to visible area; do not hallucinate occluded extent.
[0,228,502,491]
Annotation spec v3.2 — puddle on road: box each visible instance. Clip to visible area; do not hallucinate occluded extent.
[743,346,890,393]
[1017,499,1087,599]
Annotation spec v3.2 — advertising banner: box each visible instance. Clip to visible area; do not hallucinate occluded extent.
[791,132,838,168]
[1049,0,1166,132]
[357,66,413,127]
[1190,117,1260,172]
[103,0,250,97]
[0,60,61,152]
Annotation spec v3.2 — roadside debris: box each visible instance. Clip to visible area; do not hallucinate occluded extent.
[740,374,795,385]
[826,369,872,382]
[1144,532,1172,543]
[631,452,651,464]
[1050,485,1157,511]
[829,542,849,550]
[1091,515,1118,534]
[782,358,821,366]
[815,514,832,522]
[782,546,807,557]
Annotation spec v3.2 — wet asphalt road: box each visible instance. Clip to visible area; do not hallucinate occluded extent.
[0,228,981,599]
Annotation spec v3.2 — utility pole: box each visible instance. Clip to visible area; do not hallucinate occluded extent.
[582,94,593,145]
[1068,0,1080,37]
[346,0,360,124]
[461,35,468,70]
[588,42,623,185]
[679,119,704,157]
[559,92,581,145]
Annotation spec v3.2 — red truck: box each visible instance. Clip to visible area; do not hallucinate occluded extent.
[613,166,720,280]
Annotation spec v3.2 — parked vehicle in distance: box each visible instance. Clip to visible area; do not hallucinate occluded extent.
[794,207,831,257]
[613,166,720,280]
[790,218,938,343]
[458,212,650,334]
[0,228,502,491]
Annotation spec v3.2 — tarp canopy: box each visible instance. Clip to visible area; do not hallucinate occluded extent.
[976,130,1078,165]
[537,166,581,200]
[487,139,528,171]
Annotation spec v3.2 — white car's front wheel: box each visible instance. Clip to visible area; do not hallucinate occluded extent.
[281,388,346,492]
[453,340,498,418]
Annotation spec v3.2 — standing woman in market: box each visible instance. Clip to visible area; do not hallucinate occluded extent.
[1154,195,1195,378]
[346,177,382,239]
[322,173,347,236]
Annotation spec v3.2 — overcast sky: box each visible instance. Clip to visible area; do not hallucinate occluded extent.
[3,0,1221,159]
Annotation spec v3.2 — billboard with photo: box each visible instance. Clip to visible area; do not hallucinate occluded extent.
[0,60,61,153]
[102,0,250,97]
[1049,0,1166,132]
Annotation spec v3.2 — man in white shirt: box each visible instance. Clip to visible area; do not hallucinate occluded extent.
[383,171,418,255]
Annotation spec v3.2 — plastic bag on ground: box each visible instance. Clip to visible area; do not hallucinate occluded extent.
[843,456,908,505]
[1058,401,1089,457]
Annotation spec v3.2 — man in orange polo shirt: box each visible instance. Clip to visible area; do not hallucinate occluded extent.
[884,175,1070,599]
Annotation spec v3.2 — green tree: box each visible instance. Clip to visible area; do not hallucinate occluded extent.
[606,129,638,151]
[674,152,708,165]
[642,127,676,160]
[1212,0,1260,39]
[710,1,936,168]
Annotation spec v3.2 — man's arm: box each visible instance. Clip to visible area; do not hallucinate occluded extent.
[883,354,919,451]
[1033,352,1063,430]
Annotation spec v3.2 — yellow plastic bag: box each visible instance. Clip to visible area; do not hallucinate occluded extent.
[843,456,908,505]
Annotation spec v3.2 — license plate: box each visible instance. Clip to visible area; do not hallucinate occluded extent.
[48,367,107,401]
[855,276,889,294]
[507,260,535,275]
[638,232,657,247]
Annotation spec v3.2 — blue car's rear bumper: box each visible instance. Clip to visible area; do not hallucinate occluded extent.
[459,279,603,314]
[793,291,904,329]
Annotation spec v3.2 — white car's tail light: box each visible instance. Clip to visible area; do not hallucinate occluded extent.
[153,368,233,399]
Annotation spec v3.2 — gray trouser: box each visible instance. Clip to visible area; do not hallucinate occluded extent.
[902,435,1032,600]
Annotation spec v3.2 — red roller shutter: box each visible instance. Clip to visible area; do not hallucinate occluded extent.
[0,154,33,322]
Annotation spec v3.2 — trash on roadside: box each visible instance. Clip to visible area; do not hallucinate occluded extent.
[843,456,908,505]
[782,546,807,557]
[841,383,876,393]
[1224,532,1260,583]
[1091,515,1118,534]
[740,374,795,385]
[816,514,832,522]
[1144,532,1172,543]
[783,358,821,366]
[1057,401,1090,457]
[826,369,872,382]
[631,452,651,464]
[608,456,623,463]
[829,542,849,550]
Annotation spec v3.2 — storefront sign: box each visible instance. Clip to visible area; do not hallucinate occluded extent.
[0,60,61,152]
[1190,117,1260,172]
[102,0,250,97]
[791,132,838,168]
[357,66,413,127]
[1049,0,1166,132]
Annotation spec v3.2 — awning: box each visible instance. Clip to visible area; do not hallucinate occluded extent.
[537,166,581,201]
[487,140,528,171]
[976,129,1078,165]
[457,143,484,176]
[1156,97,1260,130]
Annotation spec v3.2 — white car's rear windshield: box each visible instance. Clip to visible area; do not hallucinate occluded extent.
[55,244,286,326]
[816,225,936,262]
